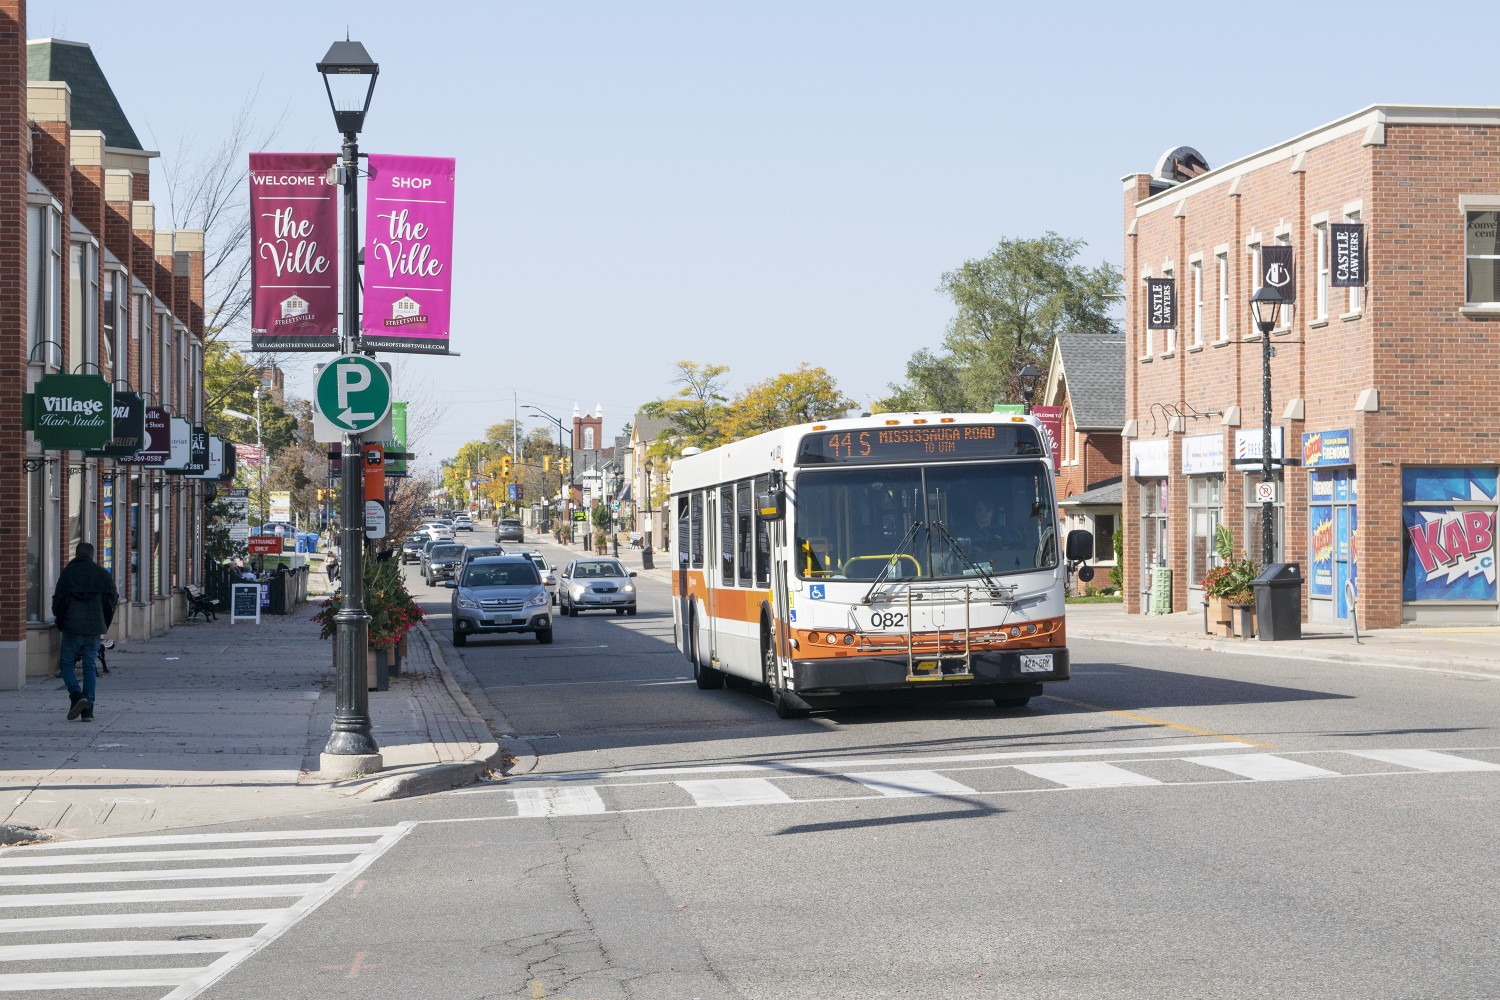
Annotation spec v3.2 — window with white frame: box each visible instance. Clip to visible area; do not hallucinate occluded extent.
[1346,210,1363,314]
[1465,208,1500,304]
[103,266,126,382]
[1216,251,1229,341]
[135,293,152,394]
[69,240,99,372]
[1314,222,1329,321]
[27,202,63,369]
[1191,260,1204,347]
[158,312,172,411]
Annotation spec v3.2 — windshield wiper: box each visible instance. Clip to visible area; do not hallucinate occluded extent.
[860,520,925,605]
[931,520,1011,602]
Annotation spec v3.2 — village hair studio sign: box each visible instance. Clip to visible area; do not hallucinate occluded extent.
[22,374,114,450]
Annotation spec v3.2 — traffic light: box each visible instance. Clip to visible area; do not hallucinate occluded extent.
[501,456,512,477]
[543,456,551,472]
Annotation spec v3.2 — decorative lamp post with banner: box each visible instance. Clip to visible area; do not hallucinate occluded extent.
[1250,285,1284,568]
[1017,363,1042,415]
[317,39,382,776]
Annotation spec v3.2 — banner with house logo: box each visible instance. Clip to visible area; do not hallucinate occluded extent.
[1030,405,1062,471]
[249,153,339,352]
[1145,278,1176,329]
[361,154,455,354]
[1330,223,1365,287]
[1260,245,1296,302]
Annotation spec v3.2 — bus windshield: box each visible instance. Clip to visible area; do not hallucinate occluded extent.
[792,462,1058,581]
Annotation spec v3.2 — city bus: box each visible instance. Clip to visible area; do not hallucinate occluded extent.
[668,411,1093,718]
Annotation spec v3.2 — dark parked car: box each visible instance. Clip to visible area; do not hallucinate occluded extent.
[459,544,506,570]
[425,543,466,586]
[559,558,637,616]
[400,532,431,564]
[495,518,524,543]
[447,556,553,646]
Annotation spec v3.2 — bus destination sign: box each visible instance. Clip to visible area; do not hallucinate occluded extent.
[796,423,1044,466]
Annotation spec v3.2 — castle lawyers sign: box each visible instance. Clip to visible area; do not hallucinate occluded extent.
[23,374,113,450]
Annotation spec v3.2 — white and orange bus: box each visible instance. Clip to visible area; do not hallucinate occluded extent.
[668,411,1094,718]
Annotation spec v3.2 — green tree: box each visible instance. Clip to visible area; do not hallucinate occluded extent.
[639,361,730,450]
[721,364,856,442]
[881,233,1122,411]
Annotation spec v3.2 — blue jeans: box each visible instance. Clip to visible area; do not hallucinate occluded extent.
[58,632,100,704]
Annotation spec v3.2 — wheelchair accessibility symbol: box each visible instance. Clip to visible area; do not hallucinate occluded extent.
[809,585,825,600]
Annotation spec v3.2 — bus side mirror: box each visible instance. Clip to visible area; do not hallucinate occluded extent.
[1065,529,1095,562]
[757,472,786,522]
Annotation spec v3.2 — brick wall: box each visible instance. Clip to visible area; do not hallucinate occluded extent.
[0,0,25,649]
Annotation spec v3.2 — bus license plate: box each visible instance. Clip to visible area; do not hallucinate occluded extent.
[1019,653,1053,673]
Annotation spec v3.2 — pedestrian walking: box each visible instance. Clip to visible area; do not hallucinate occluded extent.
[51,542,118,722]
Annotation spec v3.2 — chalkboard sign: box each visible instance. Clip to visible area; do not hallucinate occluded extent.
[230,583,261,624]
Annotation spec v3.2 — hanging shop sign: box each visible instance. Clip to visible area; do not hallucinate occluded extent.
[1260,245,1296,302]
[1181,434,1225,475]
[1302,428,1354,468]
[187,436,225,480]
[1329,224,1365,287]
[159,418,193,471]
[169,424,210,476]
[22,374,113,451]
[83,391,147,458]
[1145,278,1176,329]
[249,152,340,352]
[219,442,238,484]
[360,154,456,354]
[1234,427,1284,462]
[1129,438,1169,478]
[384,402,408,477]
[119,406,172,465]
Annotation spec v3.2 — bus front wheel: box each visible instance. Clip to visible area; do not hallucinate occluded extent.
[688,613,723,690]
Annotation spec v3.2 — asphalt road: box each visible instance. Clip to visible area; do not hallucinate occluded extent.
[5,551,1497,999]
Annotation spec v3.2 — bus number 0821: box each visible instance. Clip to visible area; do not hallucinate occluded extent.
[867,611,906,629]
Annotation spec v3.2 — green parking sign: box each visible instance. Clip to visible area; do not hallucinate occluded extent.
[314,355,392,433]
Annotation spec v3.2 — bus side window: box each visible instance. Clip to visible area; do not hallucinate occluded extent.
[689,492,704,569]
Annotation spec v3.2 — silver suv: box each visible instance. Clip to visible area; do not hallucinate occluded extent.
[447,556,553,646]
[495,518,524,543]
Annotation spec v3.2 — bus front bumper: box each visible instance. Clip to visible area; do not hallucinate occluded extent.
[789,646,1069,697]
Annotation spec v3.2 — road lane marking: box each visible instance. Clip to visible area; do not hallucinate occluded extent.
[495,740,1257,784]
[0,863,347,888]
[678,779,793,808]
[0,909,284,935]
[0,843,378,869]
[1346,749,1500,772]
[0,938,254,961]
[0,884,324,909]
[512,787,606,817]
[0,968,195,990]
[0,826,401,854]
[1184,754,1340,781]
[1013,762,1163,789]
[1042,695,1275,749]
[848,772,979,798]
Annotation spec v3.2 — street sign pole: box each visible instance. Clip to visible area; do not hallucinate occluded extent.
[323,131,382,777]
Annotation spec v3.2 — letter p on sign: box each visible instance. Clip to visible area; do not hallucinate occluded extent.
[315,354,392,433]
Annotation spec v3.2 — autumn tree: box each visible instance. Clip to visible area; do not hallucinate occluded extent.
[720,364,856,442]
[880,233,1122,411]
[639,361,730,450]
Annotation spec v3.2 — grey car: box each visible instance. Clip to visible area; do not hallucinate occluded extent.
[559,558,637,616]
[424,542,466,586]
[495,518,524,543]
[512,549,559,605]
[447,556,553,646]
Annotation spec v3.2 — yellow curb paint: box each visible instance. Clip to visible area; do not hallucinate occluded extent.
[1044,695,1276,749]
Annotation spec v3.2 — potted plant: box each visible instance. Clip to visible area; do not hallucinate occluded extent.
[310,555,425,686]
[591,502,611,555]
[1227,584,1257,639]
[1202,527,1255,637]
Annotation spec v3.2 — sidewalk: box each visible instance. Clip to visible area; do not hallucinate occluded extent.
[0,591,503,844]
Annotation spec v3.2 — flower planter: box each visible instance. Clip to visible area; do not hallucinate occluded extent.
[1204,596,1233,637]
[367,646,389,692]
[1230,603,1257,639]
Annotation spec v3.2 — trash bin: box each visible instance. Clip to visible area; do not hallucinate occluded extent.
[1252,562,1303,641]
[1149,566,1173,615]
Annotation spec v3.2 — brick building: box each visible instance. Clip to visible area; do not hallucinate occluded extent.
[1042,333,1124,580]
[1122,106,1500,629]
[3,6,208,688]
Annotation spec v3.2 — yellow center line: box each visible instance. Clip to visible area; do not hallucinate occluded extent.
[1043,695,1276,749]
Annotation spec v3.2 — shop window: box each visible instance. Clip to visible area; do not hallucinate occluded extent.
[1345,211,1363,314]
[1191,260,1204,348]
[27,204,63,369]
[1188,475,1225,588]
[1216,252,1230,342]
[1314,223,1329,321]
[1402,467,1497,603]
[1309,468,1358,619]
[1243,472,1285,563]
[1094,513,1116,563]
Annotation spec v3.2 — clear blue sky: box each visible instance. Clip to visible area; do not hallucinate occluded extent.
[31,0,1489,470]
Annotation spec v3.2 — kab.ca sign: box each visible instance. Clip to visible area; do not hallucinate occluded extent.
[23,374,113,450]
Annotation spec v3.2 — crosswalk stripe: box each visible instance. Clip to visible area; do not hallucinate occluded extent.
[512,787,606,817]
[1347,749,1500,773]
[678,779,793,808]
[0,826,401,855]
[0,909,284,935]
[0,883,323,909]
[0,968,195,991]
[1184,754,1341,781]
[0,863,346,888]
[1014,761,1163,789]
[0,844,376,869]
[0,938,253,961]
[847,771,979,798]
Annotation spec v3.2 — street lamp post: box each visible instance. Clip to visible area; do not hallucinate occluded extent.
[221,398,266,528]
[523,405,567,537]
[1018,363,1042,415]
[1250,286,1284,568]
[318,39,381,775]
[641,459,655,570]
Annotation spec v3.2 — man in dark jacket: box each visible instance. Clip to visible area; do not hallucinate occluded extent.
[51,542,118,721]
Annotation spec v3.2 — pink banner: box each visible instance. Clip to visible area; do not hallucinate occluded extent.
[249,153,339,351]
[361,154,455,354]
[1031,405,1063,472]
